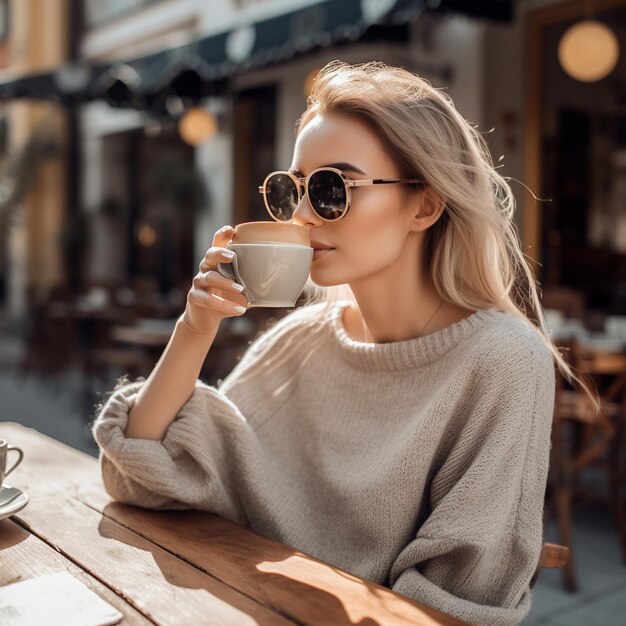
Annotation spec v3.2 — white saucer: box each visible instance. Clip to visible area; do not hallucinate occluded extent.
[0,484,29,520]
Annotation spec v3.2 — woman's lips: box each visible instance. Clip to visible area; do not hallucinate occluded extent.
[312,248,335,261]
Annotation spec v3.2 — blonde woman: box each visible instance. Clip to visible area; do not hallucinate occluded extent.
[92,61,596,626]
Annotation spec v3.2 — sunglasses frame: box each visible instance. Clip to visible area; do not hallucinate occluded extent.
[258,166,425,222]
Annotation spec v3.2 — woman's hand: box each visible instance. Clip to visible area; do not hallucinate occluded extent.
[181,225,248,335]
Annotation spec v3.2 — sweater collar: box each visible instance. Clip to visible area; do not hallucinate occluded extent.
[328,300,500,371]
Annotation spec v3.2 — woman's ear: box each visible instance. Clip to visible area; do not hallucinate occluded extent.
[408,187,446,232]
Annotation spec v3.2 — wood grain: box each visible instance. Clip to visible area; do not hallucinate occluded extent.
[0,518,152,625]
[11,490,295,626]
[88,504,469,626]
[1,422,472,626]
[0,424,294,626]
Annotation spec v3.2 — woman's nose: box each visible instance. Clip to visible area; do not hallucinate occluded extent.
[290,191,323,227]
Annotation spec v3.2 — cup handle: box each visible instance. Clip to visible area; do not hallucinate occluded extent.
[5,446,24,477]
[216,252,247,296]
[215,260,235,280]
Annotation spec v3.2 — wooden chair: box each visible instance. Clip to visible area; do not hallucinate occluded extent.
[541,286,586,320]
[530,542,570,588]
[610,391,626,564]
[546,338,624,591]
[571,345,626,565]
[538,543,570,569]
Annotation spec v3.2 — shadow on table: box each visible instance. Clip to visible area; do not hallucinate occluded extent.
[0,518,30,552]
[96,502,390,626]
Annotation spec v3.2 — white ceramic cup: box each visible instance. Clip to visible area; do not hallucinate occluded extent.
[216,242,313,307]
[0,439,24,486]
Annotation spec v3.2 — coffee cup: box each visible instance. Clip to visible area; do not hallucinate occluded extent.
[216,221,313,307]
[0,439,24,486]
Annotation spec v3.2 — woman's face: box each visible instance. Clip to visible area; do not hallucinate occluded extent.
[289,112,421,287]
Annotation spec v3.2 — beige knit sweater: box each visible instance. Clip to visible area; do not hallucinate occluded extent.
[92,300,556,626]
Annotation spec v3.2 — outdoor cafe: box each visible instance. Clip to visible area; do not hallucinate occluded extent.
[1,1,626,625]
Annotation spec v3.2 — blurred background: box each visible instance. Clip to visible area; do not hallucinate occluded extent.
[0,1,625,622]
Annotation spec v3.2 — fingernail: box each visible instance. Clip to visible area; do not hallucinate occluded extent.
[222,249,235,258]
[232,282,244,292]
[220,225,233,232]
[234,306,246,314]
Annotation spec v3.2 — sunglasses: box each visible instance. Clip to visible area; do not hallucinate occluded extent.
[258,166,425,222]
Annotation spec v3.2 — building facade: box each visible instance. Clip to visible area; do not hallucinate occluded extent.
[0,0,69,319]
[77,0,491,300]
[2,0,626,317]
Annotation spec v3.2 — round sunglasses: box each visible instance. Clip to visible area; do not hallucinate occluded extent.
[258,166,425,222]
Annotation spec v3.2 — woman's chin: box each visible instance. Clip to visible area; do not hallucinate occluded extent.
[308,271,342,288]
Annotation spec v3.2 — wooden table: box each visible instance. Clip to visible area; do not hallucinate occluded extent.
[548,337,626,588]
[111,324,175,349]
[0,423,470,626]
[577,346,626,404]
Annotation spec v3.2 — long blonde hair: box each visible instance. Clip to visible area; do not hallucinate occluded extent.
[226,60,599,412]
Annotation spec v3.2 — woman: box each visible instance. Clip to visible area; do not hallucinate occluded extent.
[92,61,596,626]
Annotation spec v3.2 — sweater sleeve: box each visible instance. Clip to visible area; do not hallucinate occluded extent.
[388,336,556,626]
[91,378,256,524]
[90,303,325,520]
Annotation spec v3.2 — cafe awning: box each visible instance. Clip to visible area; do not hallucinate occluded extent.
[0,0,513,112]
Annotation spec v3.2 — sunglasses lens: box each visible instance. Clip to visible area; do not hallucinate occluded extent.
[308,170,347,220]
[265,173,299,221]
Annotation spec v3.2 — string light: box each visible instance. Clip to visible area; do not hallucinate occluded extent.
[137,224,157,247]
[178,107,218,146]
[558,19,619,82]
